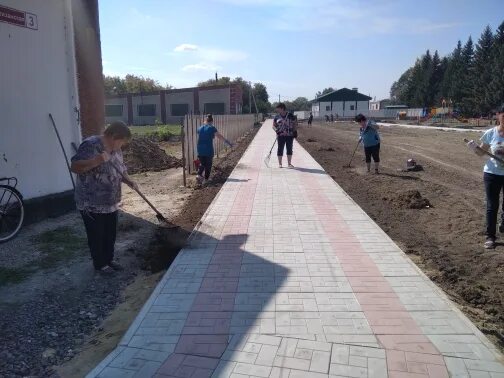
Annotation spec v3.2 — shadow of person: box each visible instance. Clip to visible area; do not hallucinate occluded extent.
[123,231,289,376]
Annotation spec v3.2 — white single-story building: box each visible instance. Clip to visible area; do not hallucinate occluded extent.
[0,0,104,222]
[311,88,372,118]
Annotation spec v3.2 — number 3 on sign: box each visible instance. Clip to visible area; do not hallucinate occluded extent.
[25,13,38,30]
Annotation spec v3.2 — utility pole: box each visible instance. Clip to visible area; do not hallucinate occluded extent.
[248,82,252,114]
[278,94,281,103]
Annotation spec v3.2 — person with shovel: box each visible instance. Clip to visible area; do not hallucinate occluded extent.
[355,114,381,174]
[71,121,137,274]
[196,114,233,185]
[467,104,504,249]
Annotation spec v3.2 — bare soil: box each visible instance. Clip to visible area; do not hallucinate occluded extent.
[298,122,504,349]
[54,125,259,377]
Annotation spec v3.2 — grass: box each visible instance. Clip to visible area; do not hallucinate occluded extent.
[0,226,86,287]
[129,124,181,140]
[33,226,87,269]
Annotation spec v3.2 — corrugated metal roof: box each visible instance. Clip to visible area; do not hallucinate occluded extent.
[312,88,372,102]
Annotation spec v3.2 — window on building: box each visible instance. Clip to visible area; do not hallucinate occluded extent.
[138,104,156,116]
[171,103,189,116]
[105,104,123,117]
[325,105,330,111]
[204,103,225,115]
[350,105,355,111]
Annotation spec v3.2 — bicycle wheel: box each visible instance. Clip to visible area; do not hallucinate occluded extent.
[0,185,24,243]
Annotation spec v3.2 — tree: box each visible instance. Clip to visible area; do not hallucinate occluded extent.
[315,87,335,98]
[489,21,504,110]
[390,67,413,105]
[103,74,172,95]
[199,76,272,114]
[458,37,475,114]
[473,26,494,114]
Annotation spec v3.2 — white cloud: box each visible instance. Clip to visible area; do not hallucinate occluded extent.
[174,44,248,62]
[174,44,199,52]
[182,62,221,72]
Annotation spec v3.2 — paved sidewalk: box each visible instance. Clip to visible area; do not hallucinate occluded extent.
[88,120,504,378]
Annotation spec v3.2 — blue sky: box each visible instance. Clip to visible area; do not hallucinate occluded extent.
[99,0,502,101]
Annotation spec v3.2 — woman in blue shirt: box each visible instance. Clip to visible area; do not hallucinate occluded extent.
[467,104,504,249]
[355,114,381,174]
[196,114,232,184]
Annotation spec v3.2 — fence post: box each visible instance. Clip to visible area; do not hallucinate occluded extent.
[181,116,187,187]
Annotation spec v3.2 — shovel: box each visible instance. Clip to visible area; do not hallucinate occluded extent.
[463,138,504,165]
[71,142,178,229]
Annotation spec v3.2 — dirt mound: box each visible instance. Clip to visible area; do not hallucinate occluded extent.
[123,137,182,174]
[386,190,431,209]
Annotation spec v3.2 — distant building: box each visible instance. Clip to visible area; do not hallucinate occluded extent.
[105,84,243,125]
[1,0,104,222]
[369,99,392,110]
[311,88,372,118]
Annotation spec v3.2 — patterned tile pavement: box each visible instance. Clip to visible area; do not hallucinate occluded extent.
[87,121,504,378]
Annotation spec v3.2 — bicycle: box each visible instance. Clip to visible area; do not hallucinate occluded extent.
[0,177,25,243]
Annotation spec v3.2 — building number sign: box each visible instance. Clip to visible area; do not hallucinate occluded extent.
[0,4,38,30]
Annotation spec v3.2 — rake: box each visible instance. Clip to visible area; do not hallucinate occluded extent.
[264,138,277,167]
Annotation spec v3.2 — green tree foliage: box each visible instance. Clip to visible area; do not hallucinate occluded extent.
[103,74,172,95]
[198,76,272,114]
[271,97,311,111]
[315,87,335,98]
[390,21,504,116]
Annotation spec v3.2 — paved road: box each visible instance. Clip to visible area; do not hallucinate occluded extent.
[88,120,504,377]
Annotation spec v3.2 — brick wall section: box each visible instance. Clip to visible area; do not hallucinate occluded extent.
[230,84,243,114]
[72,0,105,137]
[160,91,167,123]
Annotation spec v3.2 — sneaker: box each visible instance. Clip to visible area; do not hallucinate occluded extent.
[196,175,204,185]
[288,164,294,169]
[484,238,496,249]
[279,164,283,168]
[375,169,380,174]
[108,261,124,271]
[95,265,115,275]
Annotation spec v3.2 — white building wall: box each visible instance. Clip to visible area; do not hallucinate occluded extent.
[104,97,128,124]
[132,94,161,125]
[199,88,230,114]
[165,91,194,116]
[0,0,80,200]
[318,102,332,118]
[332,102,344,117]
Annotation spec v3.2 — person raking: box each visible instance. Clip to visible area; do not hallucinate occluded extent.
[71,121,138,275]
[355,113,381,174]
[467,104,504,249]
[273,103,297,168]
[196,114,233,185]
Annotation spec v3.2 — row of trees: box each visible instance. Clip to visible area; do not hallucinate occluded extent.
[390,21,504,116]
[103,74,172,95]
[197,76,271,114]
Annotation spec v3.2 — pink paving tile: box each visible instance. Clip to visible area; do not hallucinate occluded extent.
[199,277,238,293]
[426,364,450,378]
[387,350,408,371]
[174,335,228,358]
[405,352,445,365]
[378,335,441,354]
[388,371,429,378]
[191,292,235,312]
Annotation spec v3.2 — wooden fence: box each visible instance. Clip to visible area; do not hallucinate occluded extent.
[181,113,260,183]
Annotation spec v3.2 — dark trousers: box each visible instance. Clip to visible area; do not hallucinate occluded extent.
[80,211,118,269]
[198,155,213,180]
[277,136,294,156]
[364,144,380,163]
[484,172,504,239]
